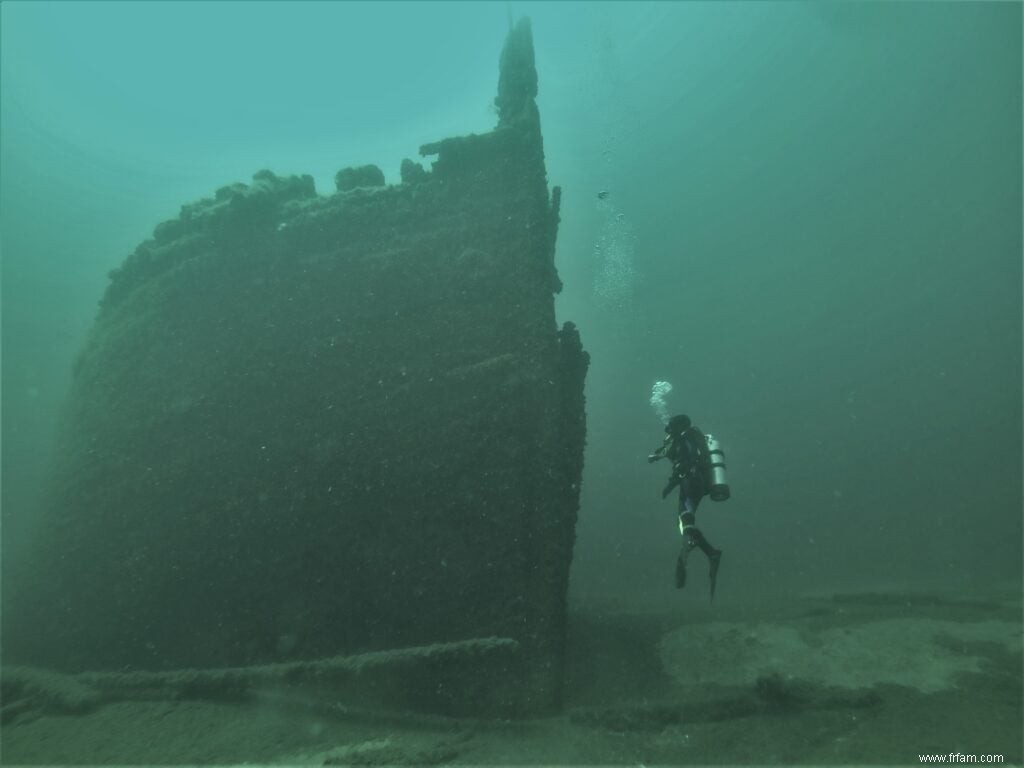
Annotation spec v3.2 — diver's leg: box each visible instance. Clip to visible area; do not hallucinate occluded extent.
[682,523,723,602]
[678,484,722,600]
[677,481,716,555]
[685,525,714,556]
[685,527,722,594]
[675,502,697,589]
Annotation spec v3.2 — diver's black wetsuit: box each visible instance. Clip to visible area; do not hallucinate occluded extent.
[649,415,723,598]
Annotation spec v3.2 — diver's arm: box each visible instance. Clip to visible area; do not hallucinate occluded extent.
[648,435,672,463]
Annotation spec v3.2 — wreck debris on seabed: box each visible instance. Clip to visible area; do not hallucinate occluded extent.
[2,587,1020,764]
[1,636,519,725]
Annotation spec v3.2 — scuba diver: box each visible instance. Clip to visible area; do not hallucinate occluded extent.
[648,414,730,601]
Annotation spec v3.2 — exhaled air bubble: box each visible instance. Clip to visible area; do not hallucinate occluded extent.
[593,202,636,310]
[650,380,674,425]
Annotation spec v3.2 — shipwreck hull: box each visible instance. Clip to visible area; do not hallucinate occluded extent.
[5,20,587,715]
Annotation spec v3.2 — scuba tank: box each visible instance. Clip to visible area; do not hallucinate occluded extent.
[704,433,731,501]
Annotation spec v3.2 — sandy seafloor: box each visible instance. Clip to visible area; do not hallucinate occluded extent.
[2,580,1021,766]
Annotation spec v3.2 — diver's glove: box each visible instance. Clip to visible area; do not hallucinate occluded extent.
[647,454,660,463]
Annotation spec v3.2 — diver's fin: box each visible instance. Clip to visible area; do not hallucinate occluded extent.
[676,531,698,589]
[708,549,722,603]
[675,547,689,589]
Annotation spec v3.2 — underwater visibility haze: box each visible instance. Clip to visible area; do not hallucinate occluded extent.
[1,1,1021,764]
